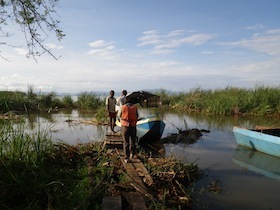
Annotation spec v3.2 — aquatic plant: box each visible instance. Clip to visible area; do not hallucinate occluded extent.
[75,92,103,110]
[61,95,75,108]
[156,85,280,116]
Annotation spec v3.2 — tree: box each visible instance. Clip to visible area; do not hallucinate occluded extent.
[0,0,64,60]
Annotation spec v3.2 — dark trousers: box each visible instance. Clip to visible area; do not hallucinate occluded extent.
[121,126,136,159]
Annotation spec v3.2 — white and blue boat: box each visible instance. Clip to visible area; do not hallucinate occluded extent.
[233,126,280,158]
[116,91,165,143]
[136,114,165,143]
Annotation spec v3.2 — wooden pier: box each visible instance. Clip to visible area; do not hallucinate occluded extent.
[103,133,123,146]
[102,133,153,210]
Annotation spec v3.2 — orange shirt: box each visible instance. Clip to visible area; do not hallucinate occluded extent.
[121,104,138,127]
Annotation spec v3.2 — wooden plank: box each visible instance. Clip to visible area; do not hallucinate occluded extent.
[120,157,152,198]
[122,159,147,191]
[102,195,122,210]
[132,162,154,186]
[103,134,123,149]
[122,192,148,210]
[105,133,122,140]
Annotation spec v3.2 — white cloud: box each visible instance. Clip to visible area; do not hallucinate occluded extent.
[180,34,216,46]
[244,24,264,30]
[87,40,118,60]
[202,51,214,55]
[222,28,280,56]
[14,48,28,56]
[138,30,216,55]
[167,30,185,37]
[45,43,64,50]
[137,31,162,46]
[89,40,115,48]
[151,49,175,55]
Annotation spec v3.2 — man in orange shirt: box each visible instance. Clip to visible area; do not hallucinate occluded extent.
[119,96,138,162]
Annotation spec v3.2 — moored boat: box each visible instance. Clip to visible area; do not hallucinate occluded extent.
[233,126,280,157]
[116,91,165,143]
[136,114,165,143]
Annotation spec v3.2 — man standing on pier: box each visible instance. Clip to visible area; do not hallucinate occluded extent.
[106,90,117,133]
[119,96,138,163]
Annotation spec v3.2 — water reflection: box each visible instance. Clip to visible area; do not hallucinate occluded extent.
[232,146,280,180]
[21,109,280,145]
[23,110,107,145]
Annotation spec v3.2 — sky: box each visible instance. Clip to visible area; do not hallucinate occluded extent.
[1,0,280,94]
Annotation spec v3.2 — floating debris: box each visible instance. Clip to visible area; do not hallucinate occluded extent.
[161,128,207,144]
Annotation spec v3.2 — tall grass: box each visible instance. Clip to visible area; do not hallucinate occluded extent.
[1,85,279,116]
[0,91,27,112]
[156,85,280,116]
[75,92,104,110]
[0,122,53,166]
[0,121,116,209]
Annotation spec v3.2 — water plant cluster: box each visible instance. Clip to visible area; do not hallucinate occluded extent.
[1,85,279,117]
[156,85,280,116]
[0,120,201,209]
[0,87,104,113]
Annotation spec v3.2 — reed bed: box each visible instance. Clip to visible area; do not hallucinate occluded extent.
[156,85,280,116]
[1,85,278,116]
[0,120,201,209]
[0,89,105,114]
[0,121,115,209]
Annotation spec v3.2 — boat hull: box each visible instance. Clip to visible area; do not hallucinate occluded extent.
[136,116,165,143]
[233,126,280,157]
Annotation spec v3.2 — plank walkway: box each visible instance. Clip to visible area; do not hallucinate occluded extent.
[102,134,153,210]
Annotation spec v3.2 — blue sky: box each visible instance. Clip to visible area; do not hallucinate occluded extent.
[1,0,280,94]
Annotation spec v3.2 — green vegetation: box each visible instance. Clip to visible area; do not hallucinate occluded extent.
[0,121,116,209]
[1,85,279,117]
[0,88,105,114]
[0,121,201,209]
[75,92,103,110]
[155,85,280,116]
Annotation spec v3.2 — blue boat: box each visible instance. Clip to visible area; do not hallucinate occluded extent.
[136,114,165,143]
[232,146,280,180]
[233,126,280,158]
[116,91,165,143]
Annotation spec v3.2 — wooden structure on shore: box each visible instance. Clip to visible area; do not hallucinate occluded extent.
[102,133,153,210]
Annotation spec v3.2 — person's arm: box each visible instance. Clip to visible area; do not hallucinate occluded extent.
[105,97,110,113]
[116,96,121,106]
[117,106,122,119]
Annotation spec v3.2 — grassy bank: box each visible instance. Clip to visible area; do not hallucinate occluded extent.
[0,120,202,209]
[156,85,280,116]
[1,85,279,116]
[0,87,104,114]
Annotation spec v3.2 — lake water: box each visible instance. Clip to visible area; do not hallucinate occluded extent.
[26,109,280,210]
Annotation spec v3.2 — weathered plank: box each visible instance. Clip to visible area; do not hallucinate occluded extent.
[132,162,154,186]
[102,195,122,210]
[103,134,123,149]
[121,158,148,192]
[121,157,156,204]
[122,192,148,210]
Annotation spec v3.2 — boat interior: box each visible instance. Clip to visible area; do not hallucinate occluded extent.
[253,128,280,137]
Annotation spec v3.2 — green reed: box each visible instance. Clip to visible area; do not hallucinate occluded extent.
[75,92,103,110]
[0,121,115,209]
[156,85,280,116]
[0,122,53,166]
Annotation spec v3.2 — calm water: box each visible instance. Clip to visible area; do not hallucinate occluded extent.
[26,109,280,210]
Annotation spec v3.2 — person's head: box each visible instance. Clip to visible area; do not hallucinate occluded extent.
[125,96,131,103]
[122,90,127,96]
[110,90,115,97]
